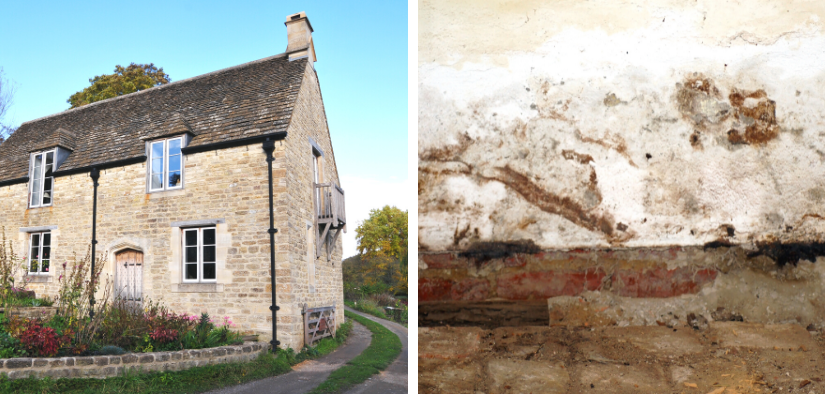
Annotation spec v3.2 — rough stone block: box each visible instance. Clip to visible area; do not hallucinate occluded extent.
[487,359,569,394]
[6,358,33,369]
[419,360,480,393]
[121,354,137,364]
[578,364,668,393]
[419,327,484,360]
[601,326,704,356]
[710,322,817,350]
[139,354,154,364]
[75,357,94,366]
[33,359,48,367]
[49,359,64,367]
[94,356,109,366]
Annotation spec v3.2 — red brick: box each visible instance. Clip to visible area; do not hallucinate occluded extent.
[420,277,490,302]
[451,278,489,301]
[612,267,717,298]
[419,277,452,302]
[420,253,462,269]
[496,268,605,300]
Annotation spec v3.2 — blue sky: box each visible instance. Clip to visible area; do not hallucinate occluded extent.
[0,1,409,258]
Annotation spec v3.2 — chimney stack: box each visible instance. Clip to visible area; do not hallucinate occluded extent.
[285,12,316,62]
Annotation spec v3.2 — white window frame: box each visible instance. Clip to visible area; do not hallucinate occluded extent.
[28,231,51,275]
[29,149,56,208]
[148,137,184,192]
[181,227,217,283]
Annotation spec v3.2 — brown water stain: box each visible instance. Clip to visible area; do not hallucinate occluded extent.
[479,165,620,240]
[727,88,779,145]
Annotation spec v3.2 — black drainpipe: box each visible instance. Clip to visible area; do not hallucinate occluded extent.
[262,139,280,351]
[89,167,100,320]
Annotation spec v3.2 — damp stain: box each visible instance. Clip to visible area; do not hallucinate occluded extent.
[747,242,825,266]
[727,88,779,145]
[479,165,623,241]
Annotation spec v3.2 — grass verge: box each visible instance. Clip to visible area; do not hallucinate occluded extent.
[0,320,353,394]
[344,300,388,320]
[308,311,402,394]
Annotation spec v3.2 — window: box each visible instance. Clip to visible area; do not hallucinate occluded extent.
[182,227,216,282]
[148,137,183,192]
[28,231,51,274]
[29,150,55,208]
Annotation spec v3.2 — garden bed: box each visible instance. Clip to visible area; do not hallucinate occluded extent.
[0,341,269,380]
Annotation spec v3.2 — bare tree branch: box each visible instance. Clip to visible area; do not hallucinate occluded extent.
[0,68,16,144]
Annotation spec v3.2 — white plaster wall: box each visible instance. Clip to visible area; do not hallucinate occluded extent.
[419,0,825,251]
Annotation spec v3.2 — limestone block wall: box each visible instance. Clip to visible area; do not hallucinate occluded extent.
[419,0,825,320]
[281,60,345,335]
[0,134,337,350]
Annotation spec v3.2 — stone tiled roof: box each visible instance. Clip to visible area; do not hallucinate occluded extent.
[0,54,306,183]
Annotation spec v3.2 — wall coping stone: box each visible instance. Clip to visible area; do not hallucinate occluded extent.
[0,341,269,380]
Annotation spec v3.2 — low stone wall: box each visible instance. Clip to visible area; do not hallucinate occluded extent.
[0,342,270,380]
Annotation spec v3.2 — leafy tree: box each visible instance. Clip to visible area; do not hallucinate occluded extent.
[67,63,170,108]
[0,67,15,144]
[354,206,408,294]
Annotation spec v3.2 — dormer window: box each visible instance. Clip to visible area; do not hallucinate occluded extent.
[29,150,55,208]
[148,137,183,192]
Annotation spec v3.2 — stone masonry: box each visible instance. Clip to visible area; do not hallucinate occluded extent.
[1,342,268,380]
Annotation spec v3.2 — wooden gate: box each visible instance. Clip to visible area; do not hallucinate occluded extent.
[303,306,336,347]
[115,250,143,308]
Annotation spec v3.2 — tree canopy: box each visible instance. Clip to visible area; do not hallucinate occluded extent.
[355,205,408,262]
[348,206,409,295]
[67,63,170,109]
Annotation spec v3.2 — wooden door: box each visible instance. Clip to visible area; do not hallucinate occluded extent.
[115,250,143,307]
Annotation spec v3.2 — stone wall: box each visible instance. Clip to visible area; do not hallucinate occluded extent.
[0,342,269,380]
[279,59,345,347]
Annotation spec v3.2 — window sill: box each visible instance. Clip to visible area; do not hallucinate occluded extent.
[146,188,186,199]
[25,275,51,283]
[171,283,223,293]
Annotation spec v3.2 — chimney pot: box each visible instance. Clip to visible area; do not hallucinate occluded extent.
[285,12,316,63]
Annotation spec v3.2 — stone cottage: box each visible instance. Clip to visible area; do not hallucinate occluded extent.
[0,12,345,350]
[420,1,825,391]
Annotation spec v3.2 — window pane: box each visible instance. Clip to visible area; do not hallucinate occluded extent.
[185,246,198,263]
[41,260,49,273]
[151,174,162,190]
[45,152,54,176]
[42,233,50,246]
[31,234,40,247]
[30,247,39,261]
[203,229,216,245]
[185,264,198,280]
[203,263,216,280]
[184,230,198,246]
[151,158,163,174]
[42,246,50,260]
[152,142,164,159]
[30,259,38,273]
[42,178,52,205]
[168,155,180,172]
[31,178,41,205]
[169,139,181,155]
[33,154,42,172]
[203,246,216,263]
[168,171,181,187]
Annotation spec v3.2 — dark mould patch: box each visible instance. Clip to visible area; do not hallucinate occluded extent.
[703,239,734,250]
[616,222,628,232]
[690,130,702,149]
[722,224,735,237]
[458,240,541,265]
[645,153,652,160]
[747,242,825,266]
